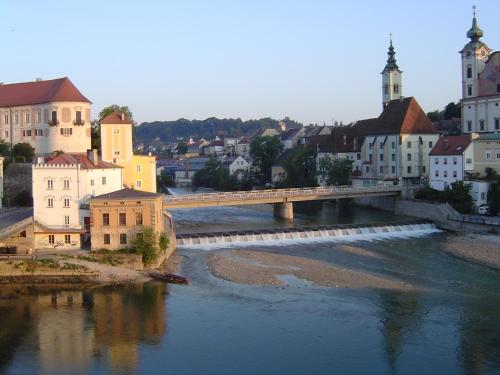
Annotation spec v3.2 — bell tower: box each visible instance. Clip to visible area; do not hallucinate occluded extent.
[381,34,403,108]
[459,5,491,99]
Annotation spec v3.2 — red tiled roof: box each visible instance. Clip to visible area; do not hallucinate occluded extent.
[429,135,471,156]
[100,112,132,124]
[0,77,91,107]
[45,153,121,169]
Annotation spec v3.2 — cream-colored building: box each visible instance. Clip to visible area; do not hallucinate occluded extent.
[0,77,92,155]
[32,150,123,250]
[89,188,164,251]
[100,112,157,193]
[470,133,500,176]
[0,156,3,207]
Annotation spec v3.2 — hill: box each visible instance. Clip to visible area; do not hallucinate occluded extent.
[135,117,302,143]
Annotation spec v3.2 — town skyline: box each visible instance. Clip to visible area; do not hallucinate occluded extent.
[2,0,499,125]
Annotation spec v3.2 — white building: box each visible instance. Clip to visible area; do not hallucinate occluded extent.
[222,155,250,177]
[32,150,123,250]
[460,10,500,134]
[0,77,92,155]
[381,37,403,108]
[429,135,472,191]
[236,137,252,159]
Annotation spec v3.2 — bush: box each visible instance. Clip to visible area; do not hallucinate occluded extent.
[415,182,472,214]
[159,233,169,252]
[132,227,160,266]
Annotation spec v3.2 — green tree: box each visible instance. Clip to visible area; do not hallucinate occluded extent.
[426,110,441,122]
[448,181,473,213]
[132,227,160,266]
[0,140,11,157]
[488,177,500,215]
[318,157,353,186]
[98,104,134,123]
[282,146,317,187]
[12,143,35,161]
[443,102,461,120]
[193,158,238,190]
[250,135,283,185]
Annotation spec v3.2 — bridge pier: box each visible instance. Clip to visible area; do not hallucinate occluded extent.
[274,202,293,221]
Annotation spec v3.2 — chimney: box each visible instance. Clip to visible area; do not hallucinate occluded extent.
[121,112,125,122]
[444,138,449,150]
[87,149,98,165]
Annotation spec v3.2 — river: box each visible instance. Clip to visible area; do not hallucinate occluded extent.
[0,191,499,374]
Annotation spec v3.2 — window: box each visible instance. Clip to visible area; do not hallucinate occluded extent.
[384,85,389,95]
[357,153,360,160]
[444,158,448,165]
[4,131,8,138]
[453,158,457,165]
[379,143,383,149]
[407,141,411,148]
[393,84,399,93]
[435,158,438,165]
[422,166,426,173]
[496,152,500,160]
[369,154,372,162]
[466,158,472,164]
[119,233,127,245]
[453,171,457,178]
[369,142,373,149]
[466,67,472,78]
[64,198,70,207]
[103,213,110,226]
[119,213,126,226]
[102,177,106,185]
[113,129,120,133]
[428,141,433,149]
[136,212,143,225]
[365,166,369,173]
[48,235,55,244]
[75,111,82,124]
[391,166,395,174]
[407,153,411,161]
[495,118,499,130]
[64,216,70,225]
[36,129,43,136]
[4,115,8,124]
[486,152,491,160]
[90,179,94,186]
[64,235,71,244]
[481,192,486,200]
[467,120,472,132]
[48,198,54,207]
[379,166,383,173]
[136,165,141,172]
[60,128,73,135]
[136,233,143,241]
[479,120,484,131]
[379,154,384,162]
[497,83,500,94]
[51,111,58,124]
[63,179,70,189]
[25,113,30,123]
[114,151,120,155]
[136,180,142,188]
[37,110,41,123]
[467,85,472,96]
[47,180,54,189]
[444,171,448,177]
[391,154,395,162]
[435,170,439,177]
[14,114,19,124]
[391,142,395,149]
[407,166,412,174]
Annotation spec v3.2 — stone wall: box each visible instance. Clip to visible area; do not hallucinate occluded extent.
[3,163,32,205]
[353,196,396,211]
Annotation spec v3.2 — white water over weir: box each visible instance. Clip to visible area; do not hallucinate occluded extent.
[176,221,440,248]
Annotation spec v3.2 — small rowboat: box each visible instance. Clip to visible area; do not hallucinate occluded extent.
[149,272,189,285]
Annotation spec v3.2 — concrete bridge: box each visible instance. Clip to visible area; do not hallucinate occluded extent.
[164,185,403,220]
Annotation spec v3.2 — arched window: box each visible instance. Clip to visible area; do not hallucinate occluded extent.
[393,84,399,94]
[466,67,472,79]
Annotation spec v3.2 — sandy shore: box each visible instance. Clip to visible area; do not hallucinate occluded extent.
[442,234,500,269]
[206,249,413,289]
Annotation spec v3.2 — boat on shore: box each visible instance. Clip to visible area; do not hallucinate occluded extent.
[149,272,189,285]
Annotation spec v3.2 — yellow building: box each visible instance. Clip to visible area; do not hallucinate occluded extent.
[100,112,157,192]
[89,188,164,251]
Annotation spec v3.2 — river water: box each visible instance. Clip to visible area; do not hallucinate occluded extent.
[1,192,500,375]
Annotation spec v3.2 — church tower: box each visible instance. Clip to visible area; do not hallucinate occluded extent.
[381,35,403,108]
[459,6,491,100]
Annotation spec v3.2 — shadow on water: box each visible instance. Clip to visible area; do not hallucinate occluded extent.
[0,283,168,375]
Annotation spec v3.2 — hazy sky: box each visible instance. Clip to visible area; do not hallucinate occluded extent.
[1,0,499,125]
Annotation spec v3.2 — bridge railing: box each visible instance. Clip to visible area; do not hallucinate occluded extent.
[164,184,403,203]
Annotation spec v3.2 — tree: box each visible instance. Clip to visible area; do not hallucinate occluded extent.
[193,158,238,190]
[0,140,11,157]
[426,110,441,122]
[132,227,160,266]
[12,143,34,161]
[318,157,353,186]
[98,104,134,123]
[443,102,461,120]
[250,136,283,185]
[282,146,317,188]
[488,177,500,215]
[177,141,188,155]
[448,181,472,213]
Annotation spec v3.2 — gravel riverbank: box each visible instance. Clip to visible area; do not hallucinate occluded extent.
[442,233,500,269]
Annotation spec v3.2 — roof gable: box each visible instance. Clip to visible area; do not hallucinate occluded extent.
[429,135,471,156]
[100,112,132,124]
[91,188,162,200]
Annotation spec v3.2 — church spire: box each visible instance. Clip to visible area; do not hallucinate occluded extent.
[466,5,483,42]
[383,34,399,71]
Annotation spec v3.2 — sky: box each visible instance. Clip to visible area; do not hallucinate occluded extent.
[1,0,499,125]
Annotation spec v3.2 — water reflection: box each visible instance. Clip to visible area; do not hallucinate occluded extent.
[0,283,167,375]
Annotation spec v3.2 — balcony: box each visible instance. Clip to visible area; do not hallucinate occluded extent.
[48,119,59,126]
[73,120,86,126]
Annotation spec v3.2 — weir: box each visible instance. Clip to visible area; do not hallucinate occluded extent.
[176,220,438,247]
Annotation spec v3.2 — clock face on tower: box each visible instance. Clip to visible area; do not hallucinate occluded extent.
[465,50,472,58]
